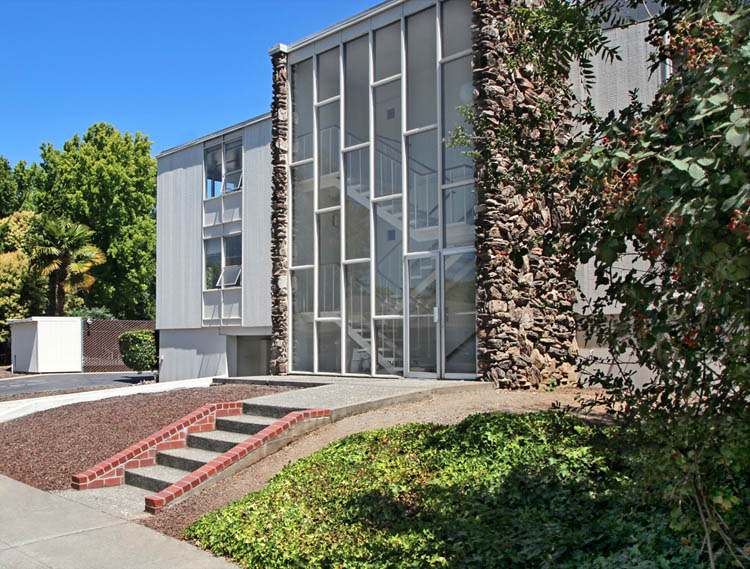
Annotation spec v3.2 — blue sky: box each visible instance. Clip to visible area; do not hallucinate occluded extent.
[0,0,377,166]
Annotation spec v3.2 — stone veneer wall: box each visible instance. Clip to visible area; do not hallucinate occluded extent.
[269,48,289,375]
[472,0,579,388]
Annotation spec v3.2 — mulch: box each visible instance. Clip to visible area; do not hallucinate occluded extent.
[0,385,293,491]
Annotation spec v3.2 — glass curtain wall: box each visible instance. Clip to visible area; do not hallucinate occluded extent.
[288,0,475,377]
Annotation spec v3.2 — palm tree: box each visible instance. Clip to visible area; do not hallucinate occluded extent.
[33,218,106,316]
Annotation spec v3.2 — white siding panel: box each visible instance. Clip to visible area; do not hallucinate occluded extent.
[574,21,660,314]
[242,119,273,328]
[159,328,228,381]
[156,145,204,330]
[589,22,659,117]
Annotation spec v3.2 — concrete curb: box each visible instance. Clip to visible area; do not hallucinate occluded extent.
[0,377,215,424]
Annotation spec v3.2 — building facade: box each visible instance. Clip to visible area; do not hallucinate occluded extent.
[156,0,659,383]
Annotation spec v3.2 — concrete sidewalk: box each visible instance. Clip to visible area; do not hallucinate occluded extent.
[0,475,234,568]
[217,375,490,421]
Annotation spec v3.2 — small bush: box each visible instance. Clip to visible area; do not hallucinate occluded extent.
[118,330,157,373]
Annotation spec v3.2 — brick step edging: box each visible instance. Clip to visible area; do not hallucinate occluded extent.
[145,408,331,514]
[71,402,244,490]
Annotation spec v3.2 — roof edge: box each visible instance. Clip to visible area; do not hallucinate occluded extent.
[279,0,405,54]
[155,112,272,159]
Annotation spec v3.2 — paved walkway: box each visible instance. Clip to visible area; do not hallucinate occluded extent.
[0,372,154,397]
[1,375,488,567]
[0,475,234,568]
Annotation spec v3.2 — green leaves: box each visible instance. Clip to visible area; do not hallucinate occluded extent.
[725,126,748,148]
[688,162,706,181]
[186,413,712,569]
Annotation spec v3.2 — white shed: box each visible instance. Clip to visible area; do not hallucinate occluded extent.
[9,317,83,374]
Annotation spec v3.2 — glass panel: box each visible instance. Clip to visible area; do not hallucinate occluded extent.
[224,171,242,193]
[291,269,314,372]
[318,321,342,373]
[442,55,473,185]
[204,238,221,289]
[444,184,475,248]
[205,146,222,198]
[442,0,472,58]
[444,252,476,374]
[374,22,400,81]
[317,47,340,102]
[345,263,371,374]
[374,199,402,315]
[408,257,437,374]
[224,234,241,266]
[224,140,242,173]
[344,36,369,147]
[318,210,341,317]
[406,130,439,252]
[344,148,370,259]
[407,8,436,130]
[216,265,241,287]
[292,58,314,162]
[317,102,340,209]
[374,80,402,198]
[375,319,403,374]
[291,163,314,266]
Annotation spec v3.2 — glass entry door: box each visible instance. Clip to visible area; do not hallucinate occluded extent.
[405,250,476,378]
[407,255,439,377]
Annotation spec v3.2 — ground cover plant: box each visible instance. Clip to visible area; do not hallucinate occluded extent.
[188,412,744,568]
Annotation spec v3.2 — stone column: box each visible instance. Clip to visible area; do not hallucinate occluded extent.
[472,0,578,388]
[269,45,289,375]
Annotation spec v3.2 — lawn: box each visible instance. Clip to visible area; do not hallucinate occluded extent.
[186,411,725,568]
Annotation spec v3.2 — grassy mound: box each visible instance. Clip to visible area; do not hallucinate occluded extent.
[186,412,707,568]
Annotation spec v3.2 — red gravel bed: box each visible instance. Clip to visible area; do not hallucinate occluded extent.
[0,385,293,491]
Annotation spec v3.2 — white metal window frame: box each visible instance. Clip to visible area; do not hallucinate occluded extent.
[287,0,476,378]
[203,135,244,201]
[203,232,243,292]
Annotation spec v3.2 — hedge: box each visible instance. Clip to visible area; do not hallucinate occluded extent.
[118,329,157,373]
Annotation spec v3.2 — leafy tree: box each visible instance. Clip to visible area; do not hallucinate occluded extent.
[34,123,157,318]
[569,4,750,565]
[33,218,106,316]
[0,157,37,218]
[0,251,45,355]
[0,158,15,219]
[69,305,116,320]
[0,211,40,254]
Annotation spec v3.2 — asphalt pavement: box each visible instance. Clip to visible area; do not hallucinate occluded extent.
[0,372,155,397]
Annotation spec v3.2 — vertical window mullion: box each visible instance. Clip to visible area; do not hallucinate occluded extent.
[436,3,444,252]
[400,15,409,376]
[287,64,295,371]
[312,55,320,374]
[435,2,445,378]
[339,42,346,374]
[368,27,376,377]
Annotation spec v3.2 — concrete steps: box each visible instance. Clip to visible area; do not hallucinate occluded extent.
[120,408,289,496]
[73,398,333,514]
[157,446,217,471]
[125,465,187,493]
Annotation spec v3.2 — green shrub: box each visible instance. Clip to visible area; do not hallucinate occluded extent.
[118,329,157,373]
[186,412,735,569]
